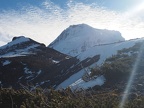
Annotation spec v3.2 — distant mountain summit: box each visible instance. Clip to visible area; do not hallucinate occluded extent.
[0,36,45,58]
[48,24,125,56]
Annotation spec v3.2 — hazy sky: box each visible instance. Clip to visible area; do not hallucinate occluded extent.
[0,0,144,46]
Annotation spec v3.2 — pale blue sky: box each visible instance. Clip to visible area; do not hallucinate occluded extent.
[0,0,143,11]
[0,0,144,46]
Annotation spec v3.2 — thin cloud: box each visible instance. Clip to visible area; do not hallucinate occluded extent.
[0,0,143,46]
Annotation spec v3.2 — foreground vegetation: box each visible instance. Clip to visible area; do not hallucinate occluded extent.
[1,87,144,108]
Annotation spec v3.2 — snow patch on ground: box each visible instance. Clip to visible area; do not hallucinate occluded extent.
[24,67,33,74]
[18,76,23,80]
[0,52,30,58]
[52,60,60,64]
[56,69,88,89]
[57,68,105,90]
[70,75,105,90]
[17,44,40,52]
[0,44,39,58]
[28,70,42,81]
[2,60,11,66]
[24,69,42,81]
[31,80,50,90]
[39,80,50,85]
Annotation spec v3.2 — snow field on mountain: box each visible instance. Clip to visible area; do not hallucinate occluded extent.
[57,68,105,90]
[49,24,124,56]
[57,38,144,89]
[70,75,105,90]
[78,38,144,64]
[0,44,39,58]
[57,69,87,89]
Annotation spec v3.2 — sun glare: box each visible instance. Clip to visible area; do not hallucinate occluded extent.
[119,42,144,108]
[135,2,144,12]
[125,1,144,18]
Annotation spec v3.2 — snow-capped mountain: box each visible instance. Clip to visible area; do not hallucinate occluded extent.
[48,24,125,56]
[0,36,45,58]
[1,24,144,91]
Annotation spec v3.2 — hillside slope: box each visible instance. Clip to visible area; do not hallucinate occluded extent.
[0,36,100,89]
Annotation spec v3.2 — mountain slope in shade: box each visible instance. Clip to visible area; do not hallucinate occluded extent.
[48,24,125,56]
[0,36,100,89]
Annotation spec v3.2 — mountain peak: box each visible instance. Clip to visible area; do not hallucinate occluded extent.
[0,36,45,58]
[12,36,29,41]
[69,23,91,28]
[49,24,125,56]
[7,36,31,47]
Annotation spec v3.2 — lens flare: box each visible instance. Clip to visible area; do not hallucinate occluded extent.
[119,2,144,107]
[124,2,144,18]
[119,42,144,108]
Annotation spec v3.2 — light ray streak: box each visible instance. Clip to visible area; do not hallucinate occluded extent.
[124,1,144,18]
[119,42,144,108]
